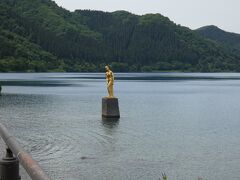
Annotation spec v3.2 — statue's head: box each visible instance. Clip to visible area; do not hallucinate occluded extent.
[105,65,110,71]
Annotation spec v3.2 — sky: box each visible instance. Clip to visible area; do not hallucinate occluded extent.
[54,0,240,33]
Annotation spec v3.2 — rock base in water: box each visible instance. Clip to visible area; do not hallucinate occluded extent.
[102,97,120,118]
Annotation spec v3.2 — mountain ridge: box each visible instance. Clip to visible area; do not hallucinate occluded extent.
[196,25,240,52]
[0,0,240,72]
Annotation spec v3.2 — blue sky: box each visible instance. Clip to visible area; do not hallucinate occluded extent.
[54,0,240,33]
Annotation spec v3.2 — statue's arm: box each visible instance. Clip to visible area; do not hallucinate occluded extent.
[106,73,108,84]
[112,72,115,83]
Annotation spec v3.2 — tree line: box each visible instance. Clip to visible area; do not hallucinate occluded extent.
[0,0,240,72]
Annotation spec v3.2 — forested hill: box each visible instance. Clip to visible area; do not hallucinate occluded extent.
[196,25,240,54]
[1,0,240,72]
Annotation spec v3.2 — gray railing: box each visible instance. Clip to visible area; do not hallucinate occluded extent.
[0,123,51,180]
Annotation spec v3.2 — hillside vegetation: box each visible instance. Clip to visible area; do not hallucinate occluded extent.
[1,0,240,72]
[196,25,240,55]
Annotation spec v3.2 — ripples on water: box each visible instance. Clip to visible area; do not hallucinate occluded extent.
[1,73,240,179]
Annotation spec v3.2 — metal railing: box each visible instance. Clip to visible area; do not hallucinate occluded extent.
[0,123,51,180]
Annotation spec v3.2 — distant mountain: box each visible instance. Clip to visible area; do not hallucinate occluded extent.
[1,0,240,72]
[196,25,240,53]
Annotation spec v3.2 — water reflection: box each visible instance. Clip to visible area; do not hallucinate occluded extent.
[102,117,120,129]
[0,80,71,87]
[102,117,120,136]
[1,73,240,179]
[46,73,240,81]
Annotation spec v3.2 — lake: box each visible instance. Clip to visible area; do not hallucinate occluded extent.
[0,73,240,180]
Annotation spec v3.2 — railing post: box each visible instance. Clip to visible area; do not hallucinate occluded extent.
[0,148,21,180]
[0,123,51,180]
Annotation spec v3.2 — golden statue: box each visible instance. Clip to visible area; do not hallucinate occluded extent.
[105,65,114,98]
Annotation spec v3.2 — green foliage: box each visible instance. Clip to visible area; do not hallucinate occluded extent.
[0,0,240,72]
[0,28,60,72]
[110,62,129,72]
[196,25,240,52]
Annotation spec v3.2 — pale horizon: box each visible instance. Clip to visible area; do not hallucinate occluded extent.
[54,0,240,34]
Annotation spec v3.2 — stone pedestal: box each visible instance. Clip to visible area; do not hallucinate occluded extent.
[102,97,120,118]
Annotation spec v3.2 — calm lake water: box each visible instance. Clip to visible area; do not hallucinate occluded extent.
[1,73,240,180]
